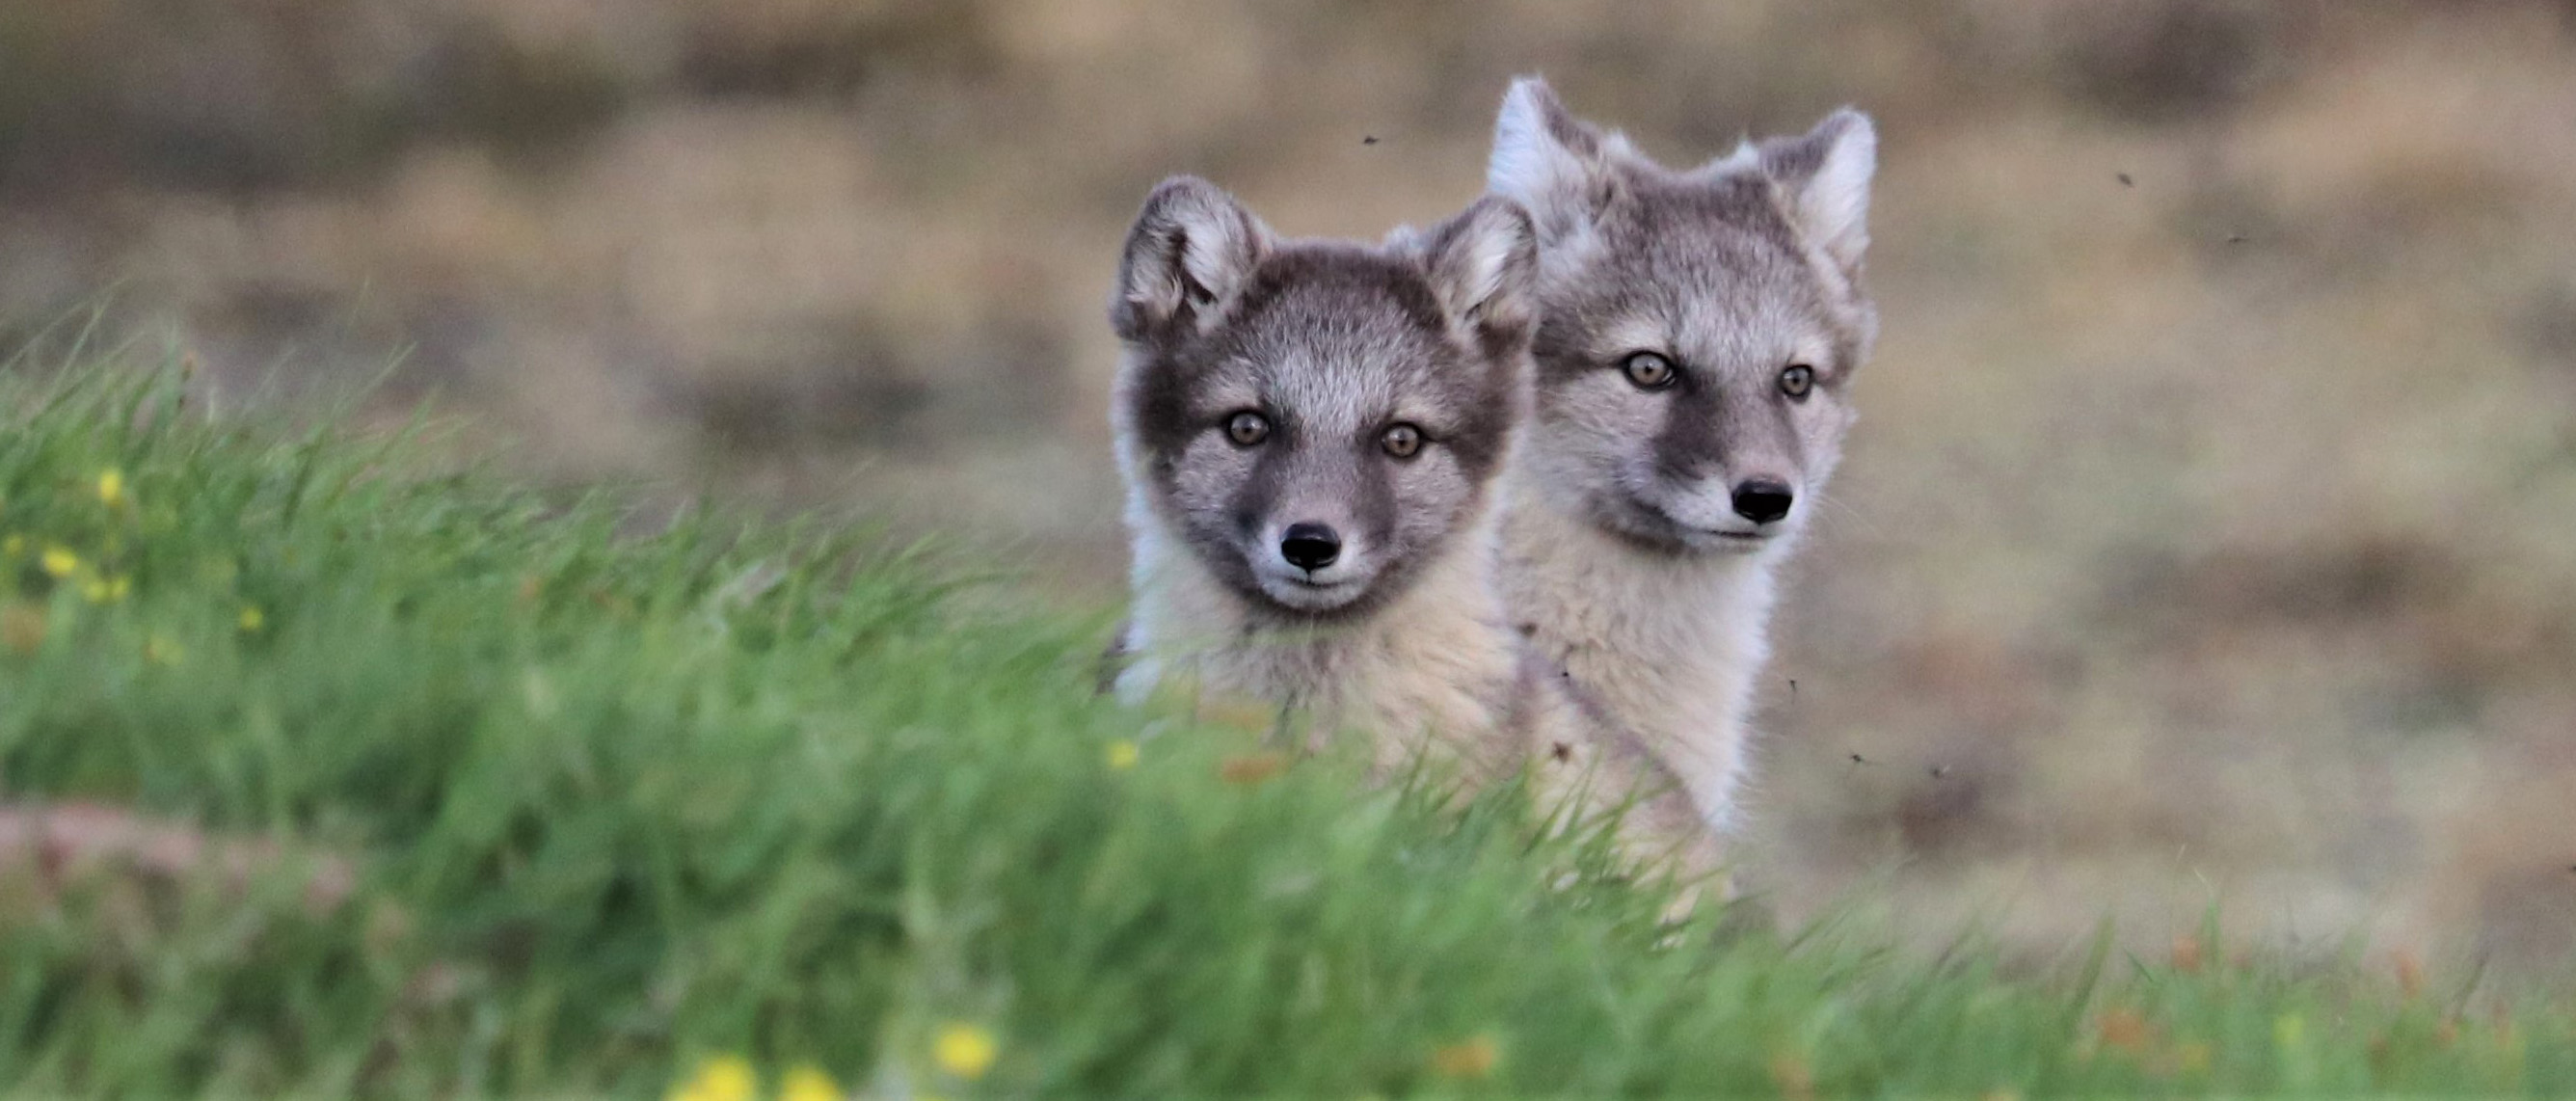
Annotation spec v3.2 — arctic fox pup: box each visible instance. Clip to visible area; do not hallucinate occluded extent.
[1105,175,1548,781]
[1486,77,1881,867]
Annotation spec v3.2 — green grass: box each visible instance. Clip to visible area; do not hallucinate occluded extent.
[0,359,2566,1098]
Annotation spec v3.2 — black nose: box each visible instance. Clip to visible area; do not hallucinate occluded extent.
[1279,523,1341,572]
[1731,480,1795,524]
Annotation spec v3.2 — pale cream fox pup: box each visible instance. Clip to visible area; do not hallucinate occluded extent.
[1487,78,1882,872]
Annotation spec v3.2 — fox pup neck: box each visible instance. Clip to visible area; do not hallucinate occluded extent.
[1495,476,1784,831]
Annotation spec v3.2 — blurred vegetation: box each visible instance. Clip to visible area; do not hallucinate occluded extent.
[0,0,2571,970]
[2,361,2571,1095]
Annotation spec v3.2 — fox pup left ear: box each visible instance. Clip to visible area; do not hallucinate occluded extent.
[1758,108,1876,276]
[1418,196,1539,353]
[1112,175,1274,340]
[1487,77,1625,246]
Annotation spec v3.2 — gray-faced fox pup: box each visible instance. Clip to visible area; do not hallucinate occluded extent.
[1486,77,1881,874]
[1103,175,1548,782]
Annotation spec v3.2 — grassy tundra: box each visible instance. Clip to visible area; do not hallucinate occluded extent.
[0,361,2567,1096]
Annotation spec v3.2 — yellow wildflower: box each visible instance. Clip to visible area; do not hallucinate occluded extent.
[239,605,266,632]
[934,1023,999,1080]
[40,547,77,577]
[666,1055,757,1101]
[97,469,125,508]
[1431,1035,1500,1080]
[1105,738,1140,770]
[82,577,131,604]
[778,1063,843,1101]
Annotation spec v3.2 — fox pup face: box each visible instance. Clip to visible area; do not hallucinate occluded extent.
[1111,178,1537,619]
[1489,79,1879,555]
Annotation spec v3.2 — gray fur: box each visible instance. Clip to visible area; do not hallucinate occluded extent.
[1107,176,1546,776]
[1488,77,1880,877]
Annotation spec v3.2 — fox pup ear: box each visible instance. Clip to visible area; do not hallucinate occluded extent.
[1487,77,1621,245]
[1758,108,1876,275]
[1112,175,1273,339]
[1417,196,1538,353]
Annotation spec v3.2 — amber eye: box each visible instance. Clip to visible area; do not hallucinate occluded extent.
[1779,363,1816,399]
[1622,351,1677,390]
[1225,411,1271,446]
[1381,422,1424,459]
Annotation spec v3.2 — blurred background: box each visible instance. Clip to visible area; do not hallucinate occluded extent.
[3,0,2570,971]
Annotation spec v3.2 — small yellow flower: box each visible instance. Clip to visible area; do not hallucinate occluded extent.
[97,469,125,508]
[934,1023,999,1080]
[40,547,78,577]
[239,605,266,632]
[81,577,131,604]
[1105,738,1140,770]
[666,1054,757,1101]
[778,1063,843,1101]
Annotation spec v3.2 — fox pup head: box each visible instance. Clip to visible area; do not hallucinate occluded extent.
[1111,176,1538,619]
[1488,77,1878,556]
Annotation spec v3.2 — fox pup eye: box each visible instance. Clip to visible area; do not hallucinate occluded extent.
[1380,422,1424,459]
[1224,411,1271,446]
[1779,363,1815,400]
[1622,351,1677,390]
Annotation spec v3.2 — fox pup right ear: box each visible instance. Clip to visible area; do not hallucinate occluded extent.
[1112,176,1273,340]
[1487,77,1624,246]
[1418,196,1539,355]
[1758,109,1876,277]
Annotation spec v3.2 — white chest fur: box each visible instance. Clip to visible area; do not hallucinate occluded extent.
[1497,483,1784,834]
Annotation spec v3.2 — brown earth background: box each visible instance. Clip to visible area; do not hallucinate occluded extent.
[3,0,2571,974]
